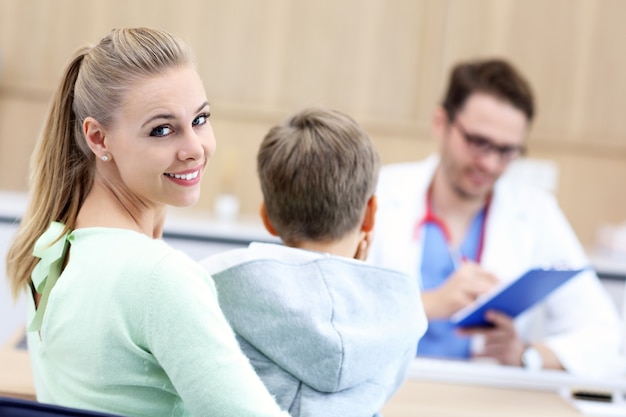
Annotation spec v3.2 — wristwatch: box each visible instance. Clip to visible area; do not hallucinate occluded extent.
[521,346,543,371]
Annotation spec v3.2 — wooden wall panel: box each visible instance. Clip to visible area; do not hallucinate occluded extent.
[581,0,626,144]
[531,150,626,246]
[440,0,626,149]
[505,0,590,138]
[441,0,583,140]
[275,0,432,121]
[0,0,625,247]
[0,96,48,191]
[186,0,289,106]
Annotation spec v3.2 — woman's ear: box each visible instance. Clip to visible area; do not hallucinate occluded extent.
[260,202,279,236]
[83,117,108,158]
[361,195,378,233]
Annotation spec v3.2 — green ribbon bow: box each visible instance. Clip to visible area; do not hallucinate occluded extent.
[29,221,72,332]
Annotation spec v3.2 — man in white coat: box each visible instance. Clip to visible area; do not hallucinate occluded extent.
[369,58,624,376]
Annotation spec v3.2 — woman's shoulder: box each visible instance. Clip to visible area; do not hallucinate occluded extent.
[72,227,170,253]
[70,227,207,283]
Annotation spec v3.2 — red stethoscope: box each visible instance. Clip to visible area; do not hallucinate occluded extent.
[413,184,491,265]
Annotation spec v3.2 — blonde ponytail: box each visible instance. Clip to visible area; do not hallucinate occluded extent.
[6,28,193,298]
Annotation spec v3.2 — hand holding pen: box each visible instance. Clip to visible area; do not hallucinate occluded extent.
[421,260,499,320]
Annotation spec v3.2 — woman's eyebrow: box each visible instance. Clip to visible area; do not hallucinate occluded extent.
[141,101,210,128]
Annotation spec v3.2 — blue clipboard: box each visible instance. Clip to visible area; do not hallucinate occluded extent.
[451,267,585,328]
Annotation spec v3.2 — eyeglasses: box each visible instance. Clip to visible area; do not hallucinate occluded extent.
[454,121,526,162]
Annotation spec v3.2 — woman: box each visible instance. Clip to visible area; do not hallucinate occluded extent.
[6,27,289,417]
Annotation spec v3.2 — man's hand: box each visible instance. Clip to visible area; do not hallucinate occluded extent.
[460,310,525,365]
[422,262,499,319]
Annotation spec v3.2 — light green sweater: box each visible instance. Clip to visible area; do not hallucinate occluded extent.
[27,223,289,417]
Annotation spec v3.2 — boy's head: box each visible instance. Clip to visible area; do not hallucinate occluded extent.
[257,107,380,246]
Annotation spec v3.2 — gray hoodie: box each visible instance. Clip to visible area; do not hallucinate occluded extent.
[201,243,427,417]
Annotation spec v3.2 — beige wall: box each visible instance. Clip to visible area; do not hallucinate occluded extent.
[1,0,625,246]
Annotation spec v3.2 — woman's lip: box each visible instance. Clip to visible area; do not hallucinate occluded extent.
[164,169,202,186]
[165,165,203,176]
[163,163,204,185]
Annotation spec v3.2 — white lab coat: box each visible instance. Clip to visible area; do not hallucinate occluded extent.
[370,154,625,377]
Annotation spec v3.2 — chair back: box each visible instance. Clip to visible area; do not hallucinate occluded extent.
[0,398,124,417]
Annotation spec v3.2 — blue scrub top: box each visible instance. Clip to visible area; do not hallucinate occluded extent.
[417,209,486,358]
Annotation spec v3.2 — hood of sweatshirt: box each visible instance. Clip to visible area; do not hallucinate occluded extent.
[204,243,426,393]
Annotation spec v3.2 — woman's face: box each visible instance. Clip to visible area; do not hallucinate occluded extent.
[103,65,215,209]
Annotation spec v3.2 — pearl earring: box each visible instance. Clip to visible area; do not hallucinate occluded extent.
[101,155,109,161]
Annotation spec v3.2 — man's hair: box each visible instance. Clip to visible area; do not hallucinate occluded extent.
[257,107,380,245]
[442,58,534,122]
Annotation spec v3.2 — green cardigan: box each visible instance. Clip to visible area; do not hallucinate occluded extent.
[26,223,288,417]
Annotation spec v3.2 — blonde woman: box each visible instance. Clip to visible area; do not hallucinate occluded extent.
[6,27,289,417]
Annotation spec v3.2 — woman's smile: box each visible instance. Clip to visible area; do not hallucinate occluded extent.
[164,166,203,186]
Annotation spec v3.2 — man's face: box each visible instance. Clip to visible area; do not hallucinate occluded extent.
[438,93,529,201]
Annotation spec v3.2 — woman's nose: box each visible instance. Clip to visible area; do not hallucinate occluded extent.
[177,129,206,161]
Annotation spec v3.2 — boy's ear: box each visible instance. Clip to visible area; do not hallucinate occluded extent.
[361,195,377,232]
[260,202,279,236]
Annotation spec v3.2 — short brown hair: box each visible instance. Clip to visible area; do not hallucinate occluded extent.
[442,58,534,122]
[257,107,380,245]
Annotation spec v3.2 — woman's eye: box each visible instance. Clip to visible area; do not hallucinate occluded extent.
[192,112,210,127]
[150,125,173,137]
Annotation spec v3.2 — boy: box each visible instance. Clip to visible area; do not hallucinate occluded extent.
[200,107,426,417]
